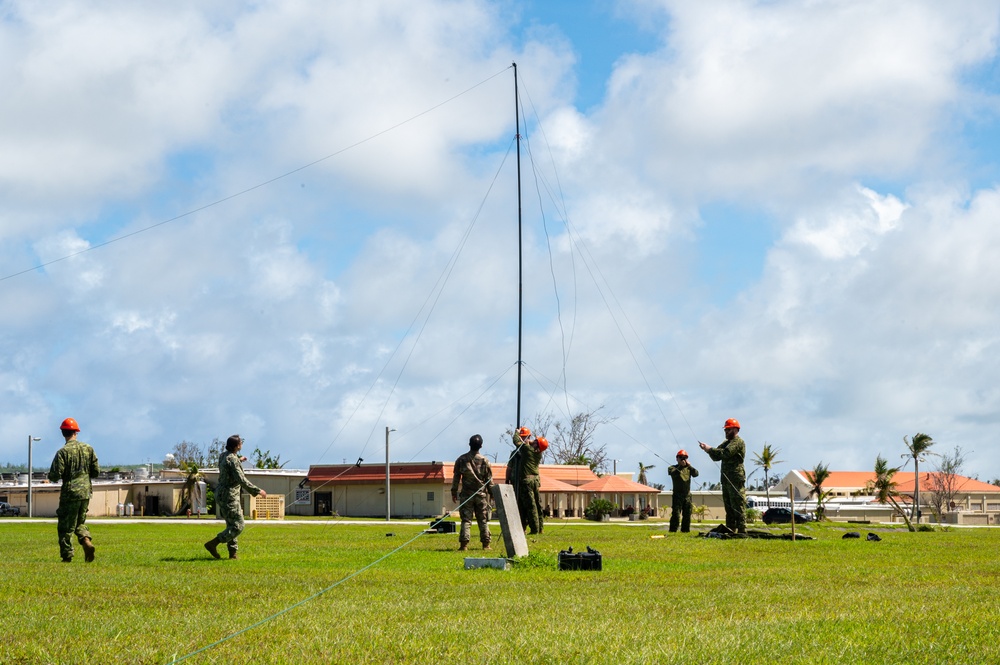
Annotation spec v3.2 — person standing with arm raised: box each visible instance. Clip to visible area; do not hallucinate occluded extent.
[699,418,747,536]
[667,449,699,533]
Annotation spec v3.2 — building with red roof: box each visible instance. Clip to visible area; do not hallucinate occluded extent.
[304,461,658,518]
[777,469,1000,524]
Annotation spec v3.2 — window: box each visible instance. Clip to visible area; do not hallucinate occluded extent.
[294,489,311,505]
[987,503,1000,511]
[426,491,434,502]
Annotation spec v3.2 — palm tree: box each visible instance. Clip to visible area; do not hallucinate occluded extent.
[637,462,655,486]
[902,433,935,524]
[804,462,831,520]
[873,454,914,531]
[566,453,595,471]
[752,443,783,508]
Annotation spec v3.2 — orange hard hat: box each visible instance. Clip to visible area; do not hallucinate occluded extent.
[535,436,548,452]
[676,449,688,458]
[60,417,80,432]
[723,418,740,430]
[518,427,531,438]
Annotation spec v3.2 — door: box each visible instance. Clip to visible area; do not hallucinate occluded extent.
[314,491,333,516]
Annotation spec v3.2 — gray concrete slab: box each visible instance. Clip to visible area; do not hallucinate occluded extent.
[490,484,529,558]
[464,557,509,570]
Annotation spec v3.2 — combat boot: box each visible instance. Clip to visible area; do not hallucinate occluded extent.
[80,537,96,563]
[204,537,222,559]
[228,545,238,560]
[458,542,469,551]
[482,544,492,551]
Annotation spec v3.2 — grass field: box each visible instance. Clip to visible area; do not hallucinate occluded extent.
[2,518,998,664]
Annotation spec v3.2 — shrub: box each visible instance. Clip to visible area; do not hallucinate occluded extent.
[584,498,616,521]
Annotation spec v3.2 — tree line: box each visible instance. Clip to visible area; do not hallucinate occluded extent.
[165,438,287,470]
[801,433,973,531]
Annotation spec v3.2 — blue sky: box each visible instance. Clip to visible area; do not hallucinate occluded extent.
[3,1,1000,489]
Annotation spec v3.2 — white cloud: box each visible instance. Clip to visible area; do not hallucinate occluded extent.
[598,0,1000,200]
[676,181,1000,475]
[786,186,907,260]
[3,1,1000,486]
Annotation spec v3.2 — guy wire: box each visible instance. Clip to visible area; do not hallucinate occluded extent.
[167,487,495,665]
[2,66,512,284]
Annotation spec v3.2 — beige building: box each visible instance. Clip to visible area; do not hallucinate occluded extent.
[304,462,664,519]
[776,469,1000,524]
[0,475,185,518]
[169,468,310,517]
[0,467,309,519]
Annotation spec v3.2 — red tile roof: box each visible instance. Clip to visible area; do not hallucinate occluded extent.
[308,462,604,491]
[541,465,601,486]
[308,463,444,486]
[794,470,1000,494]
[540,476,587,493]
[807,471,878,488]
[893,472,1000,493]
[577,474,660,494]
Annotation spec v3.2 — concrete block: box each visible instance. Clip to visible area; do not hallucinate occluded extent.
[464,557,510,570]
[491,484,529,558]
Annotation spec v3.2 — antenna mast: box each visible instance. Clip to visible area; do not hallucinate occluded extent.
[513,62,524,430]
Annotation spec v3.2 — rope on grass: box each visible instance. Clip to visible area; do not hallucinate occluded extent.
[166,490,491,665]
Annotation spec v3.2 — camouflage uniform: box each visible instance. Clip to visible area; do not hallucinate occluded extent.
[667,462,699,532]
[505,436,522,489]
[705,435,746,532]
[214,451,263,555]
[48,440,99,561]
[511,433,543,535]
[451,450,493,548]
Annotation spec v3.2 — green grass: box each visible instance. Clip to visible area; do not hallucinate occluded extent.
[2,519,999,664]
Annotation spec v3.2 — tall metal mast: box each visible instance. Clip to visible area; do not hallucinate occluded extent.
[514,62,523,430]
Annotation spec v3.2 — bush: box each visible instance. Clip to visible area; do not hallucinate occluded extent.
[584,498,616,521]
[745,507,761,524]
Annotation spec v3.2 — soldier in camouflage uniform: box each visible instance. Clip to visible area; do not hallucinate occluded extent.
[505,427,527,492]
[667,449,699,533]
[699,418,747,535]
[204,435,266,560]
[48,417,99,562]
[450,434,493,551]
[508,429,547,535]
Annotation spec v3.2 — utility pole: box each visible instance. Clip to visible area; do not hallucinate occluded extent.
[27,435,41,518]
[385,426,396,521]
[789,484,796,541]
[513,61,524,431]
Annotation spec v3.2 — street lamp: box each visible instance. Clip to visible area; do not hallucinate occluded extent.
[385,426,396,521]
[27,435,41,518]
[612,459,623,513]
